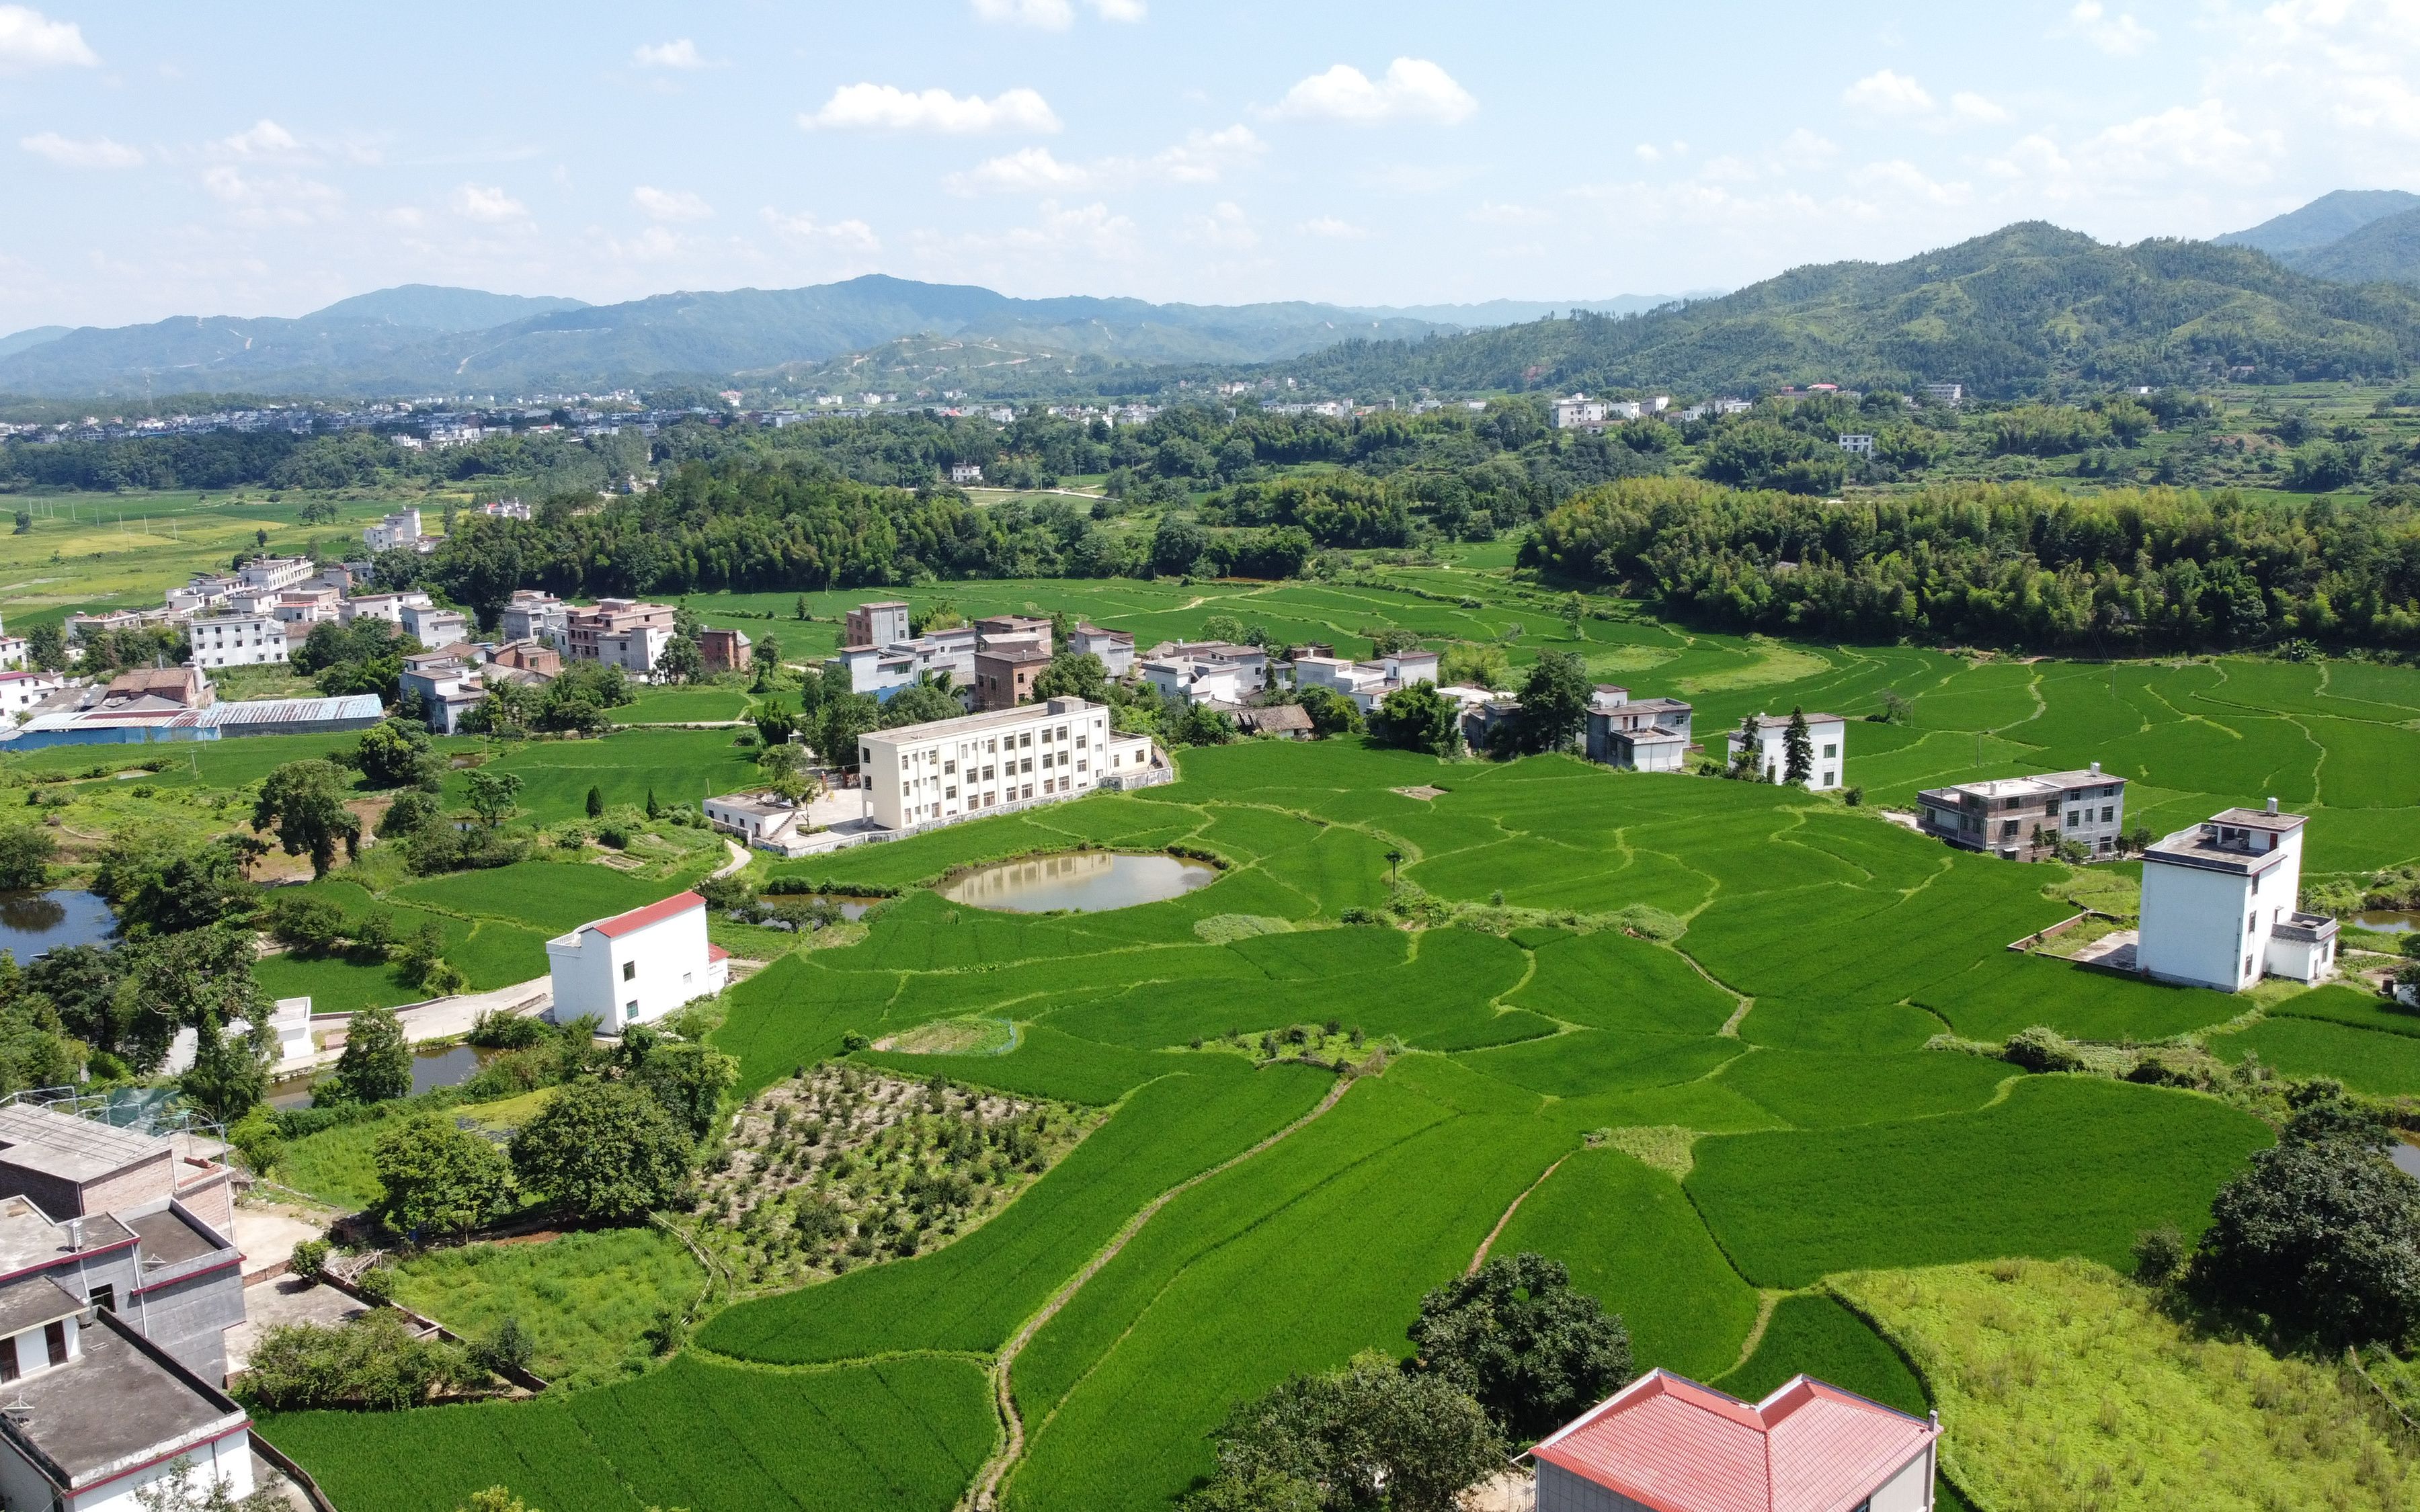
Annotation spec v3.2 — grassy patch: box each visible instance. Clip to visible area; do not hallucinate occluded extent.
[387,1226,704,1388]
[1840,1258,2420,1511]
[1713,1292,1929,1418]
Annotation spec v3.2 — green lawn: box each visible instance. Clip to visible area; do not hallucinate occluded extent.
[388,1227,705,1388]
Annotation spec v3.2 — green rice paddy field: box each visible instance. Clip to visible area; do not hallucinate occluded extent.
[254,568,2420,1511]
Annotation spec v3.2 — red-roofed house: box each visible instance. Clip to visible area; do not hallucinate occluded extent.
[543,891,729,1032]
[1531,1369,1939,1512]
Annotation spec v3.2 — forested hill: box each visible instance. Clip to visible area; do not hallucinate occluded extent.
[1277,223,2420,399]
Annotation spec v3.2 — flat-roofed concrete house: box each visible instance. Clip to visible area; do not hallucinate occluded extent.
[1069,624,1135,678]
[698,626,752,674]
[1725,711,1847,790]
[702,790,816,857]
[973,646,1051,710]
[842,600,911,650]
[1585,685,1693,771]
[1531,1368,1940,1512]
[1919,764,2126,859]
[544,891,729,1032]
[0,1107,245,1380]
[858,696,1159,831]
[0,1300,258,1511]
[2138,799,2337,991]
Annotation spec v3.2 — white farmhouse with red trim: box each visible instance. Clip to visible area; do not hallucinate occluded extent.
[544,890,729,1032]
[1531,1368,1940,1512]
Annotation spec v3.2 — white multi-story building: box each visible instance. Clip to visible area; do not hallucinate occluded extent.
[185,614,288,669]
[165,575,236,617]
[477,497,531,521]
[272,587,342,624]
[1725,711,1847,790]
[237,556,315,593]
[1839,433,1877,456]
[400,603,469,648]
[1290,649,1441,713]
[1070,624,1135,679]
[857,696,1159,831]
[2138,801,2338,992]
[1549,394,1609,429]
[341,590,433,626]
[500,589,567,649]
[364,509,423,552]
[0,636,27,672]
[544,890,729,1033]
[1585,685,1694,771]
[0,671,64,719]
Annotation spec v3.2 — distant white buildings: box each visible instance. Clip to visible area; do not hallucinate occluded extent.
[2138,800,2337,992]
[237,556,315,593]
[501,589,568,650]
[1140,641,1271,708]
[566,599,675,675]
[1291,649,1440,713]
[476,497,531,521]
[947,462,983,485]
[186,613,288,669]
[1725,711,1847,790]
[1550,395,1608,429]
[364,509,424,553]
[1838,433,1877,456]
[1069,624,1135,679]
[340,590,432,626]
[400,602,468,648]
[545,891,728,1033]
[1923,382,1964,407]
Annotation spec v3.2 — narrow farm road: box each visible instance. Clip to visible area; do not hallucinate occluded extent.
[965,1068,1359,1511]
[709,837,749,880]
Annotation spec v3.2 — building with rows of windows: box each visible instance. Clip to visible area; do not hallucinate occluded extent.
[857,696,1160,832]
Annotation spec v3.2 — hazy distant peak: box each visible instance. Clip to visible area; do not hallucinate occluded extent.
[304,284,589,332]
[2215,190,2420,256]
[0,327,71,360]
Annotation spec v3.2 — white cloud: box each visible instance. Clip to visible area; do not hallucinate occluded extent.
[20,131,140,169]
[943,124,1262,194]
[376,206,426,230]
[1780,128,1839,166]
[1852,159,1972,206]
[2068,1,2154,56]
[633,185,713,222]
[1184,201,1257,249]
[220,119,302,158]
[803,83,1060,134]
[450,183,528,222]
[201,166,341,226]
[1007,200,1137,257]
[1270,58,1476,126]
[2080,99,2272,181]
[971,0,1142,24]
[1842,69,1935,117]
[762,208,881,252]
[633,38,705,69]
[1951,91,2010,124]
[0,6,95,70]
[973,0,1072,25]
[1466,200,1554,225]
[1298,216,1366,240]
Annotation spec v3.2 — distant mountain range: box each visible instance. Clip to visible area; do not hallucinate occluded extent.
[2218,190,2420,286]
[1269,222,2420,398]
[0,279,1694,400]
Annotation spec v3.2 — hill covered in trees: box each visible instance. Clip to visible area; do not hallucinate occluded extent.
[1275,223,2420,400]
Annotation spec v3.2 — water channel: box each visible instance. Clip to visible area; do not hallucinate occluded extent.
[938,851,1219,913]
[2354,911,2420,934]
[0,889,116,962]
[268,1041,499,1109]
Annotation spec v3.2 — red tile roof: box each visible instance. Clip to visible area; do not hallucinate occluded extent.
[1531,1370,1935,1512]
[586,892,704,939]
[705,944,730,962]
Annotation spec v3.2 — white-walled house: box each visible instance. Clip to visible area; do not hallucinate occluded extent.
[162,997,315,1077]
[1725,711,1847,790]
[1585,685,1693,771]
[1532,1369,1938,1512]
[0,671,65,721]
[856,696,1160,832]
[2138,801,2338,991]
[184,613,288,669]
[545,892,729,1032]
[0,1304,256,1512]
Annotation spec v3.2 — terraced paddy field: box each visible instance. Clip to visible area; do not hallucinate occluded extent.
[256,569,2420,1510]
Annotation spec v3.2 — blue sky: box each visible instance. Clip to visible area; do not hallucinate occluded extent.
[1,1,2414,332]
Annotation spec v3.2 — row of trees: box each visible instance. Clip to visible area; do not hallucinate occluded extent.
[1525,475,2420,649]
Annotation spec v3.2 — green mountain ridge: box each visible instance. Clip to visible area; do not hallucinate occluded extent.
[2214,189,2420,255]
[1265,222,2420,398]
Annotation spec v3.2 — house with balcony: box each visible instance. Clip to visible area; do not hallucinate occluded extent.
[2138,800,2338,991]
[1584,685,1693,771]
[1918,765,2126,860]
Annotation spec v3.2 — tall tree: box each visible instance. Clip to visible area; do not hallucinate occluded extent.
[253,760,362,879]
[179,1013,276,1124]
[463,769,524,829]
[1408,1251,1634,1440]
[1783,706,1814,786]
[1510,650,1590,754]
[1369,683,1460,757]
[332,1001,413,1103]
[373,1115,513,1239]
[509,1081,692,1222]
[1187,1351,1504,1512]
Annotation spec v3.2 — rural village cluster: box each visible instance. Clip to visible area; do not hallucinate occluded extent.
[0,519,2345,1511]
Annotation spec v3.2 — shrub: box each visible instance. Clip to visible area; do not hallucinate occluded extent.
[331,1003,412,1103]
[372,1115,514,1240]
[245,1310,462,1411]
[467,1009,551,1050]
[289,1238,330,1280]
[509,1080,693,1224]
[2003,1025,2085,1073]
[470,1315,535,1378]
[2132,1224,2187,1286]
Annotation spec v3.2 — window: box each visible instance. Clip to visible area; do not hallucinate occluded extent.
[2245,954,2255,977]
[946,786,957,799]
[1020,732,1032,747]
[2101,806,2113,823]
[1076,734,1088,749]
[1824,772,1837,788]
[42,1322,63,1367]
[0,1336,17,1383]
[85,1282,110,1311]
[622,960,637,982]
[626,999,639,1017]
[1822,743,1837,759]
[2066,810,2080,827]
[944,761,955,774]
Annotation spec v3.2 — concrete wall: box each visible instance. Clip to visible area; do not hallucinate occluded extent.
[2139,859,2255,991]
[70,1427,253,1512]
